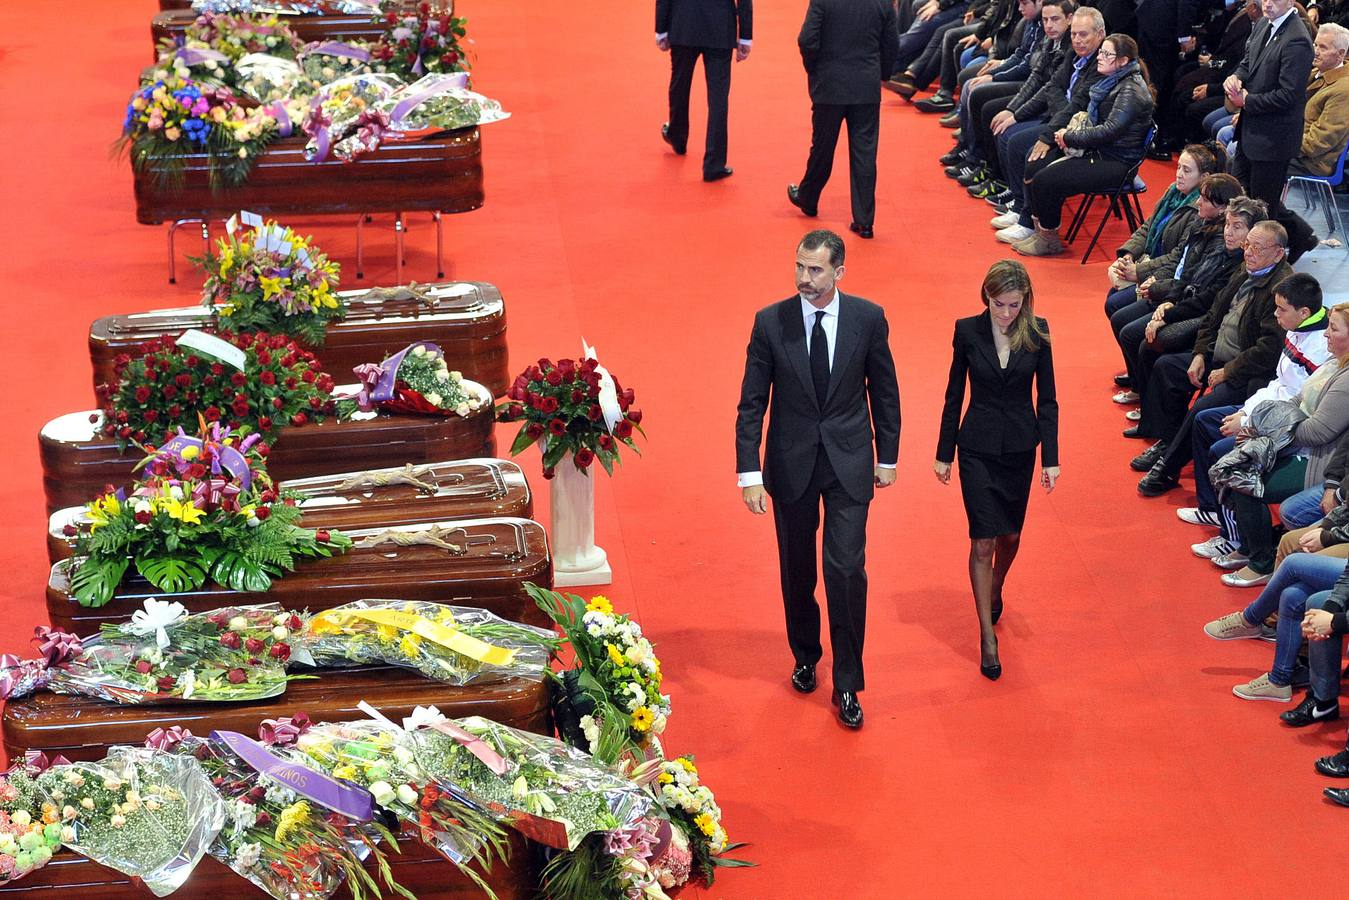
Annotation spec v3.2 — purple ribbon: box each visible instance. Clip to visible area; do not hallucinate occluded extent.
[306,41,371,62]
[34,627,83,668]
[347,363,385,412]
[265,101,293,138]
[177,47,229,67]
[390,74,470,124]
[192,476,241,511]
[212,729,374,822]
[24,751,71,774]
[306,96,333,162]
[145,726,194,752]
[258,712,311,747]
[160,430,253,491]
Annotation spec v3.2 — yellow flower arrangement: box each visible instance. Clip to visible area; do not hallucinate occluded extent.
[693,812,716,837]
[585,595,614,614]
[274,800,311,842]
[606,644,625,667]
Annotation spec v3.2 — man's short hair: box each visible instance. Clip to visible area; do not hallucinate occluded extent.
[1073,6,1105,33]
[1043,0,1076,15]
[799,229,845,267]
[1274,273,1323,313]
[1321,23,1349,54]
[1252,219,1289,248]
[1227,196,1269,227]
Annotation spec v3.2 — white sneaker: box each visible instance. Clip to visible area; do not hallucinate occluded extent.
[990,210,1019,229]
[1178,507,1222,527]
[1112,390,1140,404]
[995,224,1034,243]
[1192,535,1233,559]
[1125,409,1141,421]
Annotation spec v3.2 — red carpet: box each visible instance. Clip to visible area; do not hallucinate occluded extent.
[0,2,1339,896]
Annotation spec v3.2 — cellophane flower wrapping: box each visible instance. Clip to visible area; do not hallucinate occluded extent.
[0,766,60,885]
[301,599,557,685]
[235,53,308,102]
[292,719,504,866]
[299,43,375,86]
[191,1,381,12]
[381,75,510,135]
[303,73,401,162]
[411,715,652,852]
[36,747,226,897]
[168,735,379,900]
[47,604,303,705]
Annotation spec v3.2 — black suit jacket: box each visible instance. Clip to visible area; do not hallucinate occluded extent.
[1234,13,1315,161]
[1135,0,1203,44]
[937,312,1059,467]
[797,0,899,105]
[656,0,752,49]
[735,293,901,504]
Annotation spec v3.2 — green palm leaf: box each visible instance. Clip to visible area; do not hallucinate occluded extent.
[135,553,208,595]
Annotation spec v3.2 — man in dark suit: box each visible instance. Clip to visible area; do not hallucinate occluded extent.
[1224,0,1317,255]
[787,0,899,239]
[656,0,753,182]
[1134,0,1204,118]
[734,230,901,729]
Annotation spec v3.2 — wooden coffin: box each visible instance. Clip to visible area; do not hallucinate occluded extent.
[152,9,387,54]
[38,388,495,514]
[3,665,549,762]
[6,835,537,899]
[134,129,482,226]
[88,281,509,398]
[46,515,552,633]
[47,457,532,563]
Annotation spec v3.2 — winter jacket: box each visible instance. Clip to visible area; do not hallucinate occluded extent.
[1238,310,1332,421]
[1299,65,1349,177]
[1192,259,1295,395]
[1039,50,1107,141]
[1009,33,1072,121]
[991,18,1043,83]
[1062,70,1155,164]
[1154,221,1242,313]
[1210,400,1307,500]
[1118,186,1198,268]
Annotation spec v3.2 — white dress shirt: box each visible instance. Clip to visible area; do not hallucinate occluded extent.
[738,291,894,488]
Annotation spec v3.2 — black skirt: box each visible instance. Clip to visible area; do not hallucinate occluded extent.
[957,448,1037,539]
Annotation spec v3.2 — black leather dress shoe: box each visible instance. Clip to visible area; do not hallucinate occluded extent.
[703,167,733,182]
[849,222,874,240]
[1129,440,1168,472]
[791,663,817,694]
[1114,373,1132,388]
[1281,693,1340,727]
[1325,787,1349,807]
[883,73,918,98]
[1315,749,1349,777]
[980,660,1002,680]
[831,690,863,728]
[1122,424,1144,438]
[660,122,685,155]
[914,94,955,113]
[1137,464,1180,497]
[787,184,817,217]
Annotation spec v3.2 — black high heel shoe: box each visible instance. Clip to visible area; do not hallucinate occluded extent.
[980,638,1002,681]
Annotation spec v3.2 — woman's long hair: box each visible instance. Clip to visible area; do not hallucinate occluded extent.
[982,260,1049,352]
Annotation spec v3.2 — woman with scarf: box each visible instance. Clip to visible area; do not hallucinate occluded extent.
[1105,142,1226,404]
[1012,33,1155,257]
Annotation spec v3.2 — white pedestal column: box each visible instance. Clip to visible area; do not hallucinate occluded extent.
[549,456,612,586]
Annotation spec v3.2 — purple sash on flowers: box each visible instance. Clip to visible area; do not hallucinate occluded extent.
[160,433,253,491]
[307,96,333,162]
[178,47,230,67]
[265,101,293,138]
[343,342,443,411]
[212,729,375,821]
[389,74,471,124]
[306,41,371,62]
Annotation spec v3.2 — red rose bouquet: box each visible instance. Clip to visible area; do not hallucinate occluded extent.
[372,1,471,82]
[496,357,644,477]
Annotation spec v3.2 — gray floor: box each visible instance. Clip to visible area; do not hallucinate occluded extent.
[1290,185,1349,302]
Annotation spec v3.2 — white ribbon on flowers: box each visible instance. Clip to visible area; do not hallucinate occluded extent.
[402,705,448,731]
[582,339,623,431]
[128,598,189,649]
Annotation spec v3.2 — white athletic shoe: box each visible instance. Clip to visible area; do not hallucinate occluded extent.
[990,210,1020,229]
[1191,535,1233,559]
[1177,507,1222,527]
[995,224,1034,243]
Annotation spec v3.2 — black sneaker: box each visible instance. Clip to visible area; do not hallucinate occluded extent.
[985,189,1014,208]
[915,94,956,113]
[940,112,960,128]
[946,163,978,179]
[956,168,989,187]
[1137,464,1180,497]
[1282,694,1340,727]
[939,148,967,166]
[967,180,1006,199]
[1130,440,1168,472]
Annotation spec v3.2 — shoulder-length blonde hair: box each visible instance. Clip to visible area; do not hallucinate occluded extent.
[982,259,1049,352]
[1330,303,1349,367]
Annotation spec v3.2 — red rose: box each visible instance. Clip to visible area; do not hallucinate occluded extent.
[135,510,152,525]
[615,420,634,439]
[269,643,291,661]
[526,422,544,438]
[231,373,246,387]
[175,374,191,387]
[542,466,555,480]
[220,632,241,649]
[285,377,298,390]
[259,416,272,430]
[118,426,132,438]
[133,430,146,442]
[288,614,302,630]
[273,397,285,410]
[157,676,176,692]
[248,657,261,667]
[134,660,152,674]
[134,386,151,404]
[548,418,567,436]
[62,524,78,537]
[185,355,200,367]
[385,10,398,23]
[315,530,330,543]
[256,350,271,365]
[440,52,454,66]
[628,408,643,425]
[446,51,459,65]
[211,364,224,376]
[527,366,542,381]
[187,464,207,479]
[506,403,524,419]
[619,387,635,410]
[545,369,563,386]
[540,396,559,413]
[226,668,247,684]
[232,400,250,417]
[571,389,585,404]
[302,370,316,384]
[598,434,614,450]
[260,371,276,385]
[255,506,271,521]
[117,411,129,423]
[587,405,602,422]
[208,613,227,627]
[308,396,322,409]
[575,448,595,468]
[290,413,307,426]
[143,410,159,423]
[257,443,270,457]
[244,637,265,655]
[204,406,221,422]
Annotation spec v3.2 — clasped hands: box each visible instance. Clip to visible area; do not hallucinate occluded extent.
[1222,74,1247,108]
[1186,354,1226,390]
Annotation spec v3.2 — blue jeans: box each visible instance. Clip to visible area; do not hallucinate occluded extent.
[896,5,970,73]
[1306,590,1346,702]
[1192,407,1238,515]
[994,119,1043,211]
[1281,484,1328,529]
[1203,106,1232,138]
[1242,554,1349,686]
[960,48,986,69]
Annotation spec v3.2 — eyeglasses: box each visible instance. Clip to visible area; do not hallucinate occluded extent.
[1243,240,1278,253]
[1098,50,1118,60]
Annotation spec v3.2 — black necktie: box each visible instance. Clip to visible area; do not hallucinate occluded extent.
[810,310,830,406]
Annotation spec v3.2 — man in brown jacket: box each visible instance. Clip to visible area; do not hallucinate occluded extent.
[1294,22,1349,175]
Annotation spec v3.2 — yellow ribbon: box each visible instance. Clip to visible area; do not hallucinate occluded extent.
[311,608,517,666]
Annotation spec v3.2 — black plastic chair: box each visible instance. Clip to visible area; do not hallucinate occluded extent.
[1064,125,1156,265]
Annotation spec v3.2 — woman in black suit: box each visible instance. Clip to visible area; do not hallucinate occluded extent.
[935,260,1059,680]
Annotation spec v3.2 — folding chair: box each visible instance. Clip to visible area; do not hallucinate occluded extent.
[1283,140,1348,246]
[1064,125,1157,265]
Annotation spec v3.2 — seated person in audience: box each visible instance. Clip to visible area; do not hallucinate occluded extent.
[1298,588,1349,757]
[1179,275,1329,558]
[1163,1,1260,150]
[1012,32,1154,256]
[1273,433,1349,568]
[1128,220,1293,490]
[908,0,1020,110]
[892,0,977,80]
[1116,177,1248,413]
[1290,22,1349,177]
[1102,143,1224,361]
[889,1,997,106]
[1309,0,1349,26]
[1214,299,1349,588]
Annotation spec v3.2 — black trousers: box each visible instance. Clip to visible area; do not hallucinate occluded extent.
[772,448,870,693]
[959,80,1020,156]
[976,96,1015,177]
[667,45,732,177]
[1024,151,1132,230]
[1232,146,1317,256]
[798,102,881,229]
[1140,351,1247,467]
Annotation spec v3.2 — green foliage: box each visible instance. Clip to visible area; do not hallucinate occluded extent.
[69,557,130,609]
[135,553,209,595]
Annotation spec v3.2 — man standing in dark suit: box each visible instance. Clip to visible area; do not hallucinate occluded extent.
[787,0,899,239]
[1224,0,1317,254]
[656,0,753,182]
[1135,0,1204,127]
[734,230,901,729]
